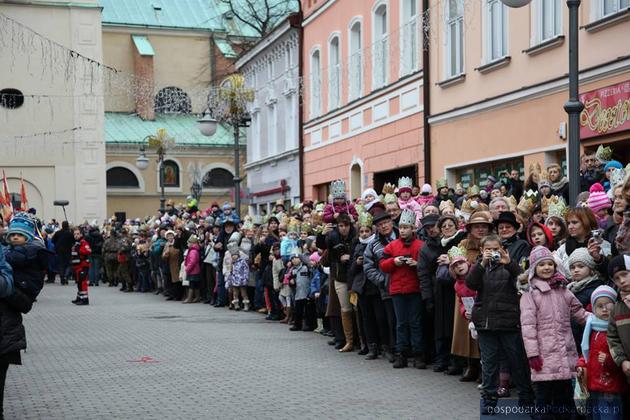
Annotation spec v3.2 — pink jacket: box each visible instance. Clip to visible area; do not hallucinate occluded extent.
[415,194,435,207]
[520,277,590,382]
[397,197,423,227]
[184,243,201,276]
[323,202,358,223]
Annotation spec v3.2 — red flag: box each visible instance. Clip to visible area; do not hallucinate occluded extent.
[19,176,28,212]
[1,171,13,221]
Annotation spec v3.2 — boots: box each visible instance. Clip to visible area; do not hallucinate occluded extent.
[460,359,479,382]
[231,299,240,310]
[413,353,427,369]
[365,343,379,360]
[280,308,291,324]
[243,299,250,311]
[75,297,89,305]
[192,290,202,303]
[313,318,324,334]
[71,294,81,304]
[338,312,354,352]
[393,353,407,368]
[182,289,194,304]
[381,345,395,363]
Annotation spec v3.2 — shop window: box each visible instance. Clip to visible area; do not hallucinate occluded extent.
[203,168,233,188]
[160,160,180,187]
[107,167,140,188]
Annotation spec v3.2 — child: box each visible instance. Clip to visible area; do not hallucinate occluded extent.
[183,235,202,304]
[526,222,553,249]
[379,209,425,369]
[225,242,250,311]
[275,244,294,323]
[576,285,626,419]
[133,240,151,293]
[4,213,49,301]
[437,246,480,382]
[588,183,612,229]
[70,227,91,305]
[309,252,326,333]
[280,229,298,264]
[520,245,590,416]
[323,180,358,223]
[466,234,535,413]
[288,249,313,331]
[397,177,423,228]
[606,255,630,395]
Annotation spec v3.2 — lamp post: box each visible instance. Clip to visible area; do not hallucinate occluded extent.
[135,129,174,212]
[500,0,583,206]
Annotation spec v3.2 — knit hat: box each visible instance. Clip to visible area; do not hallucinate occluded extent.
[566,248,596,270]
[603,160,623,172]
[361,188,378,202]
[487,175,497,183]
[309,252,321,265]
[528,245,556,280]
[222,201,232,210]
[590,285,617,308]
[587,183,611,212]
[608,255,630,279]
[7,212,36,242]
[421,184,432,195]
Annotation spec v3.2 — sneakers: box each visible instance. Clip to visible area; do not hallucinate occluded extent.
[392,354,408,369]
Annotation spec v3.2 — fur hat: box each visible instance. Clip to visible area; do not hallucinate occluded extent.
[587,183,611,213]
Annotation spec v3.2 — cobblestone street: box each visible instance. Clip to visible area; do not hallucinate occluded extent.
[5,284,484,419]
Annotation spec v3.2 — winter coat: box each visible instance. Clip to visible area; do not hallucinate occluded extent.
[363,230,398,299]
[280,237,298,260]
[316,227,355,284]
[576,330,627,394]
[380,237,424,295]
[501,234,530,269]
[397,198,423,228]
[184,243,201,276]
[162,242,180,283]
[520,277,590,382]
[466,260,522,331]
[102,236,120,262]
[607,300,630,382]
[322,202,358,224]
[52,228,74,255]
[415,194,435,207]
[291,264,311,300]
[4,241,49,300]
[226,257,249,288]
[349,240,377,295]
[86,230,104,257]
[71,239,91,274]
[0,249,30,360]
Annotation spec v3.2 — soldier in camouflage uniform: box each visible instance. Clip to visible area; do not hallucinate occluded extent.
[117,229,133,292]
[102,230,121,287]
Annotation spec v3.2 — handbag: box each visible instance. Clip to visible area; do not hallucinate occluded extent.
[179,261,189,286]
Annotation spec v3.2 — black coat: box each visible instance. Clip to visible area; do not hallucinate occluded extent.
[86,230,104,256]
[52,229,74,256]
[4,241,50,300]
[0,288,33,358]
[316,227,356,284]
[348,240,378,295]
[502,234,530,269]
[466,260,522,331]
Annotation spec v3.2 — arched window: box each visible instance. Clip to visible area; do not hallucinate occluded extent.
[107,167,140,188]
[328,35,341,110]
[160,160,180,187]
[154,87,191,114]
[309,49,321,118]
[372,3,388,89]
[348,20,363,101]
[203,168,233,188]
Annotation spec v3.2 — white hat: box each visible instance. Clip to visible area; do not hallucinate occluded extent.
[399,209,417,227]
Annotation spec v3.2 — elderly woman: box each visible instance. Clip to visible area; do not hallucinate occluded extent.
[494,212,530,268]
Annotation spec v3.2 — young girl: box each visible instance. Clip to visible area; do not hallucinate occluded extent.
[576,285,626,419]
[397,177,423,228]
[526,222,553,249]
[226,242,250,311]
[520,245,590,415]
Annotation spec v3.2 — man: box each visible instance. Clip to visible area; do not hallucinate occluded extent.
[85,226,104,286]
[605,184,627,255]
[507,170,523,201]
[117,228,133,292]
[489,197,511,221]
[547,164,569,203]
[385,202,401,227]
[102,229,120,286]
[364,209,399,362]
[52,221,74,285]
[580,153,604,192]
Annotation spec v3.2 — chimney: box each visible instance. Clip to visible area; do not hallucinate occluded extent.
[132,36,155,121]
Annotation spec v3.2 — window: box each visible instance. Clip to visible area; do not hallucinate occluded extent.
[536,0,562,42]
[348,20,363,101]
[250,111,261,161]
[328,35,341,110]
[284,94,296,150]
[401,0,420,75]
[0,88,24,109]
[106,167,140,188]
[203,168,233,188]
[372,4,388,89]
[485,0,507,62]
[154,87,191,114]
[267,102,277,156]
[310,49,322,118]
[160,160,179,187]
[446,0,464,77]
[601,0,630,17]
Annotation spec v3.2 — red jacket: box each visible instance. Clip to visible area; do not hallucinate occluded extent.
[379,237,423,295]
[71,239,91,273]
[576,330,627,394]
[454,277,476,318]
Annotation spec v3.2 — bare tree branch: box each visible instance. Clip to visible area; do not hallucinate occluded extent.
[219,0,298,36]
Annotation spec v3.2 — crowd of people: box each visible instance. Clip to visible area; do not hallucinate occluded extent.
[1,147,630,418]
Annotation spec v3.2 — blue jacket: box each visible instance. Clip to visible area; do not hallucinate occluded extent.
[280,237,298,259]
[0,248,14,298]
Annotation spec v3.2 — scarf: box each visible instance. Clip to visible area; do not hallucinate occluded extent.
[567,275,600,294]
[580,314,607,361]
[551,177,568,191]
[441,230,464,248]
[359,234,375,245]
[548,273,567,289]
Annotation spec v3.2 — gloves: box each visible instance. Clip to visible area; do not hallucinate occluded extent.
[528,356,543,372]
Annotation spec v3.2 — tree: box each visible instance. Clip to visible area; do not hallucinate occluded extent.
[219,0,300,37]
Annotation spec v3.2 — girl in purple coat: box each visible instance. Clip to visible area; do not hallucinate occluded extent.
[520,246,591,417]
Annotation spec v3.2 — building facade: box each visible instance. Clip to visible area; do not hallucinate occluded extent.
[236,14,302,216]
[427,0,630,188]
[0,0,106,223]
[301,0,425,201]
[100,0,255,218]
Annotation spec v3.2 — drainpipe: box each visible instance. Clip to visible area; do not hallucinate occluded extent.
[422,0,431,185]
[297,12,305,202]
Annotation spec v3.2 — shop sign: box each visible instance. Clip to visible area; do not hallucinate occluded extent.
[580,80,630,139]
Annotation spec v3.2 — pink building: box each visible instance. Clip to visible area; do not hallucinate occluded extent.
[301,0,425,201]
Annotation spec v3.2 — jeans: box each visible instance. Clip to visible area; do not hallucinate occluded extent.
[216,270,226,305]
[532,380,574,420]
[391,293,424,354]
[434,337,451,368]
[477,330,534,402]
[589,392,624,420]
[137,268,151,292]
[88,256,102,285]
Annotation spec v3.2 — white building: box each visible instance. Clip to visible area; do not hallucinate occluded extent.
[236,14,301,215]
[0,0,106,223]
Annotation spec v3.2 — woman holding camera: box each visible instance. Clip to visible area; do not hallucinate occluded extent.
[494,212,530,269]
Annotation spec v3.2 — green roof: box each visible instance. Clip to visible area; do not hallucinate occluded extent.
[99,0,260,38]
[131,35,155,56]
[214,38,237,58]
[105,112,245,147]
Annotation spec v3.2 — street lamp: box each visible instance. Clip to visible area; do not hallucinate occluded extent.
[198,74,254,218]
[500,0,583,206]
[135,129,175,212]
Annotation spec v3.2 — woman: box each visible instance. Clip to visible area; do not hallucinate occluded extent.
[162,230,182,301]
[556,207,610,277]
[182,235,201,303]
[459,211,494,264]
[494,212,530,268]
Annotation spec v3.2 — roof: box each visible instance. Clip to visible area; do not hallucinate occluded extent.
[214,38,237,58]
[131,35,155,56]
[105,112,245,147]
[99,0,260,38]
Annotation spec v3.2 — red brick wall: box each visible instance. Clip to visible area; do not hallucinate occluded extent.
[133,49,155,120]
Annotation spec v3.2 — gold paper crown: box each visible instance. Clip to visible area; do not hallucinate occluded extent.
[358,211,373,228]
[242,219,255,231]
[506,195,518,212]
[447,245,466,260]
[287,218,300,233]
[460,198,479,215]
[467,185,480,196]
[355,204,366,214]
[517,190,539,219]
[596,145,613,163]
[436,178,449,189]
[315,203,325,213]
[301,222,312,234]
[439,200,455,213]
[382,183,397,204]
[541,195,561,215]
[547,197,568,219]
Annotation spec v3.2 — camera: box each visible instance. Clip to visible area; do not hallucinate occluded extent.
[490,251,501,262]
[591,229,604,243]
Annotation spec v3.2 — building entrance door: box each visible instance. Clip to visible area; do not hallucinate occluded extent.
[373,165,418,194]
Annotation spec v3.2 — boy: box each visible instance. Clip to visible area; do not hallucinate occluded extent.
[4,213,49,301]
[379,209,425,369]
[465,234,535,414]
[607,255,630,383]
[71,228,91,305]
[289,249,313,332]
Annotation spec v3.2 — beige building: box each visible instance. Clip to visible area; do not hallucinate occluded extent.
[100,0,256,219]
[0,0,106,223]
